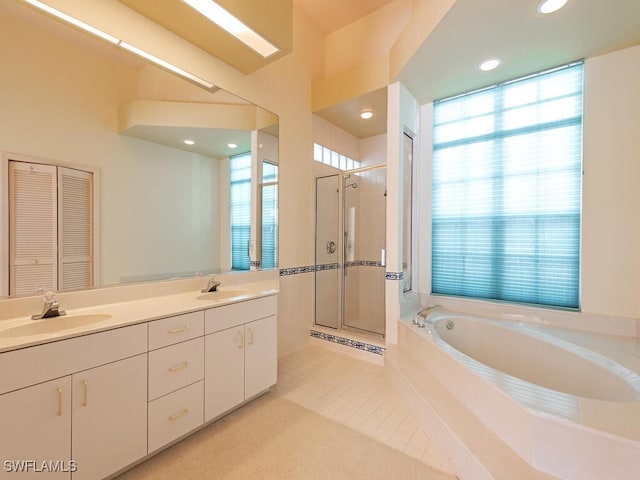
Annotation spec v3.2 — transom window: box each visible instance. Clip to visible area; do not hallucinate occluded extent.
[431,62,583,309]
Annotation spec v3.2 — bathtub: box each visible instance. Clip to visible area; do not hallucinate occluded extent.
[394,309,640,480]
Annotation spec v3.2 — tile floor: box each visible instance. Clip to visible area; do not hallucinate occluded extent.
[275,343,453,475]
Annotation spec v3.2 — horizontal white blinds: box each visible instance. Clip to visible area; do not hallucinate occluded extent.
[432,62,583,309]
[9,162,57,295]
[58,167,93,290]
[231,153,251,270]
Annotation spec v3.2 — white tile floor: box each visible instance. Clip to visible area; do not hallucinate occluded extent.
[274,344,454,476]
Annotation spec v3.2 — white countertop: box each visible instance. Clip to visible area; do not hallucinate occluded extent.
[0,279,278,353]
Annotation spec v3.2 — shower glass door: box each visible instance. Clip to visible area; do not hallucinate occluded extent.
[342,167,386,336]
[314,175,339,329]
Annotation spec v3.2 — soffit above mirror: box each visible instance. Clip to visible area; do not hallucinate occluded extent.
[118,0,292,74]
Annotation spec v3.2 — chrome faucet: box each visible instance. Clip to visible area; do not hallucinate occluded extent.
[413,304,442,327]
[201,276,221,293]
[32,290,66,320]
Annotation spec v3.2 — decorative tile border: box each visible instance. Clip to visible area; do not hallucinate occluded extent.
[280,261,384,276]
[385,271,404,281]
[310,330,385,356]
[279,265,316,276]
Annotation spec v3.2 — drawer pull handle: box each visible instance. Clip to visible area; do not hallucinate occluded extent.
[248,327,254,345]
[169,362,189,372]
[168,326,189,334]
[82,380,88,407]
[169,409,189,421]
[56,387,63,416]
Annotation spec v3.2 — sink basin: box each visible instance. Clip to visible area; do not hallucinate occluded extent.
[196,290,250,301]
[0,314,112,337]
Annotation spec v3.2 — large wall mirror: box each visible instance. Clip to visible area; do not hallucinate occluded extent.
[0,2,278,297]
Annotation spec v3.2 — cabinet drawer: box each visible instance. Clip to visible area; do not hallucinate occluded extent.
[148,337,204,401]
[148,380,204,453]
[204,295,277,334]
[149,311,204,350]
[0,323,147,395]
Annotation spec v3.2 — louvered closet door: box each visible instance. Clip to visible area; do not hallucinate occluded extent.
[58,167,93,291]
[8,161,57,295]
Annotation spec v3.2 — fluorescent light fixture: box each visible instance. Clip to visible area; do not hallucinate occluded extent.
[537,0,569,14]
[360,110,374,120]
[479,58,502,71]
[23,0,119,44]
[119,42,215,90]
[227,143,238,149]
[184,139,195,145]
[182,0,279,58]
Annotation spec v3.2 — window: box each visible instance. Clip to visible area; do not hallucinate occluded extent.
[313,143,360,171]
[260,161,278,269]
[230,152,251,270]
[431,62,583,309]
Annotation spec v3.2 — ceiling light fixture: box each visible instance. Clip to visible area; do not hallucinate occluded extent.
[23,0,216,91]
[479,58,502,72]
[537,0,569,14]
[23,0,119,44]
[227,143,238,149]
[360,110,374,120]
[184,139,195,145]
[182,0,279,58]
[119,42,215,90]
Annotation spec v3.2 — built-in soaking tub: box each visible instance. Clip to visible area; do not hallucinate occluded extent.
[395,309,640,480]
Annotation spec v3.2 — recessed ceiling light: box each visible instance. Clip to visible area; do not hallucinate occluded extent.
[360,110,374,120]
[228,143,238,149]
[537,0,569,14]
[182,0,279,58]
[479,58,502,72]
[184,139,195,145]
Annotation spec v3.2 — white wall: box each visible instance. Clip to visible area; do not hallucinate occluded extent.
[417,44,640,323]
[0,12,222,289]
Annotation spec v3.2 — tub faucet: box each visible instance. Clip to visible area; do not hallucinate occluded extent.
[201,275,221,293]
[32,290,66,320]
[414,304,442,327]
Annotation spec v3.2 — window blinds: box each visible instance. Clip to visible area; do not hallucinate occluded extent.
[261,162,278,270]
[230,153,251,271]
[432,62,583,309]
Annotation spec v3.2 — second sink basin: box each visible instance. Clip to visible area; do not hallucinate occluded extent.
[196,290,250,301]
[0,314,112,338]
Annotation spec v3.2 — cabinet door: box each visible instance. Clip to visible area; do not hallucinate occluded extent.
[245,315,278,399]
[0,377,72,479]
[71,354,147,480]
[204,326,244,422]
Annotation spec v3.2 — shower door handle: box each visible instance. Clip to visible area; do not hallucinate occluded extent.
[326,241,336,254]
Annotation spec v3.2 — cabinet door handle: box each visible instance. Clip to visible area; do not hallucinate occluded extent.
[82,380,88,407]
[238,330,244,349]
[56,387,63,416]
[168,362,189,373]
[168,326,188,334]
[248,327,254,345]
[168,409,189,421]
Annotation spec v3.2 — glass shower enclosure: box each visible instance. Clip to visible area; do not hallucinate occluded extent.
[314,166,386,336]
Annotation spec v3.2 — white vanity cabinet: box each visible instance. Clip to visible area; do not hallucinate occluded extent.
[204,296,277,422]
[0,377,72,479]
[0,324,147,480]
[147,311,205,453]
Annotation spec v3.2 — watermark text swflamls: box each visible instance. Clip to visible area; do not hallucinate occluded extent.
[3,460,77,473]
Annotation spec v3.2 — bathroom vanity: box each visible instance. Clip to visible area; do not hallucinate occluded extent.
[0,280,277,479]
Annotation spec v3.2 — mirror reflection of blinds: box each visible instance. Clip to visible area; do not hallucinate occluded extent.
[8,161,94,295]
[230,153,251,270]
[261,162,278,269]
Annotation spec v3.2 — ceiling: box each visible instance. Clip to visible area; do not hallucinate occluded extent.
[399,0,640,104]
[293,0,396,34]
[118,0,292,74]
